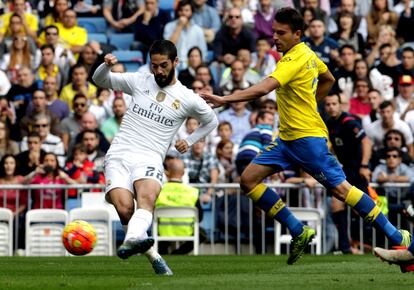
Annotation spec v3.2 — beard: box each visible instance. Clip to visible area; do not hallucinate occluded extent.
[154,68,175,88]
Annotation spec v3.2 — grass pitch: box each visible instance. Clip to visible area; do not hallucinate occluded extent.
[0,255,413,290]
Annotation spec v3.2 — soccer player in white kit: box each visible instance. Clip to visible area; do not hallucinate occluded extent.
[92,40,218,275]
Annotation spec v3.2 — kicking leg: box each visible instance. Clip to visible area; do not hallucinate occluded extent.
[331,181,411,247]
[133,179,172,275]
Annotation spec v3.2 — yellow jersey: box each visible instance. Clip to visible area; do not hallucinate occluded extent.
[269,42,328,141]
[0,12,38,36]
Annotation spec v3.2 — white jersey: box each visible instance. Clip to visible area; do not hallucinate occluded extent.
[93,64,217,166]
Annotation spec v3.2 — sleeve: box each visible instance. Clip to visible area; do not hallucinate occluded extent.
[371,165,383,182]
[260,128,273,146]
[185,94,218,146]
[269,56,302,87]
[103,0,112,8]
[76,29,88,46]
[343,118,366,140]
[0,15,7,35]
[210,8,221,32]
[212,30,223,60]
[207,154,219,170]
[198,28,208,63]
[20,138,28,152]
[55,140,66,168]
[407,168,414,183]
[28,14,39,32]
[163,22,174,40]
[315,55,328,75]
[92,63,136,95]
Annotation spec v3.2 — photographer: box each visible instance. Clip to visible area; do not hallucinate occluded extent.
[23,152,76,209]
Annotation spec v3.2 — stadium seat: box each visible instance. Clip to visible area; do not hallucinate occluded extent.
[159,0,175,18]
[274,207,322,255]
[77,17,107,33]
[69,208,113,256]
[152,206,199,255]
[88,33,108,44]
[81,192,124,247]
[25,209,68,256]
[81,192,119,221]
[159,0,175,10]
[0,208,13,256]
[108,33,134,50]
[112,50,144,72]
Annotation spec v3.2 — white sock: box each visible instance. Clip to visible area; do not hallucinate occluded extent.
[124,208,153,242]
[145,246,162,262]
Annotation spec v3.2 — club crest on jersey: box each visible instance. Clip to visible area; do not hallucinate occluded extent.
[107,179,112,186]
[172,99,180,110]
[156,91,166,102]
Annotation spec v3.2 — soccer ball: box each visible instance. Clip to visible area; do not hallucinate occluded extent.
[62,220,97,256]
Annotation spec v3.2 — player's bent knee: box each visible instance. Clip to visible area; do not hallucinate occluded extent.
[115,206,135,224]
[240,172,257,193]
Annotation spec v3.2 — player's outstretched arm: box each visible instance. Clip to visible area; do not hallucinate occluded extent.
[92,54,118,89]
[201,77,278,108]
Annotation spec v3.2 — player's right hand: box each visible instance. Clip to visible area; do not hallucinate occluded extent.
[200,93,225,108]
[104,54,118,66]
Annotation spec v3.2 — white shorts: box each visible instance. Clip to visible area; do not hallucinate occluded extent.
[104,155,164,198]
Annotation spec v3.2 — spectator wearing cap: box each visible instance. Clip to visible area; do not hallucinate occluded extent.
[395,75,414,116]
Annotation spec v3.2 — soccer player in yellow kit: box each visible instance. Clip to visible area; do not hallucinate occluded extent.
[201,7,411,265]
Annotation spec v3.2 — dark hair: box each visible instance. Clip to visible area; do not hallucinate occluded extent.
[0,154,18,178]
[27,131,41,139]
[82,129,99,140]
[379,100,393,110]
[402,46,414,55]
[300,7,317,21]
[73,93,87,103]
[384,129,406,148]
[326,93,342,104]
[218,121,232,131]
[216,139,233,156]
[379,43,392,52]
[256,110,273,123]
[368,88,381,95]
[72,63,88,73]
[45,25,59,34]
[187,46,202,59]
[40,152,60,177]
[175,0,193,18]
[385,146,402,158]
[340,44,356,54]
[149,40,177,61]
[260,99,277,109]
[274,7,304,36]
[40,44,55,54]
[354,77,372,91]
[10,13,22,22]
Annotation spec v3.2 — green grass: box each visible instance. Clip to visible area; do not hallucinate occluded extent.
[0,255,413,290]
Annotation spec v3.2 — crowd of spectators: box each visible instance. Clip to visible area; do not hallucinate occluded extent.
[0,0,413,253]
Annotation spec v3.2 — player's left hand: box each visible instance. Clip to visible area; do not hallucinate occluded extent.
[175,139,189,153]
